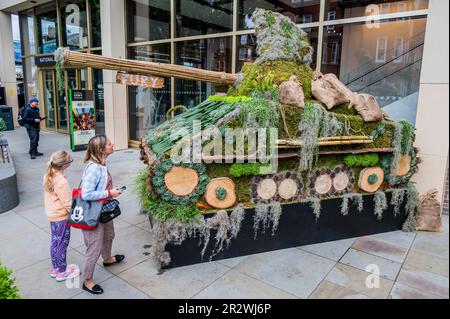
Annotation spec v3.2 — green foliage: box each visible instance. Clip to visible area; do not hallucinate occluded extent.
[264,11,276,26]
[0,118,6,132]
[230,61,314,100]
[208,96,253,103]
[229,163,272,178]
[215,187,228,200]
[152,159,209,205]
[149,201,202,223]
[399,120,416,154]
[239,98,278,128]
[0,262,21,299]
[344,154,379,168]
[371,124,386,139]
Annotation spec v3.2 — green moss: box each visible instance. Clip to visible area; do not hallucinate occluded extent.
[329,103,359,116]
[208,96,253,103]
[231,61,314,99]
[229,163,272,177]
[344,154,380,167]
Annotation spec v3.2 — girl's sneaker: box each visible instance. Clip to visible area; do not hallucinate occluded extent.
[55,265,80,282]
[50,268,58,278]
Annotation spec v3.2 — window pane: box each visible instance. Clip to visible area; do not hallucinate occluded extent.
[321,17,427,125]
[128,44,172,141]
[176,0,233,37]
[90,0,102,47]
[175,37,232,107]
[127,0,170,42]
[22,57,39,102]
[19,10,36,56]
[236,27,318,72]
[60,0,88,50]
[238,0,321,30]
[36,3,59,54]
[325,0,429,20]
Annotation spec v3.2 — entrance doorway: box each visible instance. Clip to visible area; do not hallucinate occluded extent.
[41,68,88,133]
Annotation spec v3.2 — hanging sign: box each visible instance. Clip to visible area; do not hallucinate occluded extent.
[116,72,164,89]
[69,89,96,152]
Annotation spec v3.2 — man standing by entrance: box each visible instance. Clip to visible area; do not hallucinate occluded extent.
[23,98,44,159]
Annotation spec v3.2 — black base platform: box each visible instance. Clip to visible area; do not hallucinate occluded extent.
[162,192,408,268]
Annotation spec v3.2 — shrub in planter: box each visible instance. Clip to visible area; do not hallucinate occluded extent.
[0,262,21,299]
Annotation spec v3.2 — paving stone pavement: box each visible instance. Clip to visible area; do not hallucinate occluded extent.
[1,129,448,299]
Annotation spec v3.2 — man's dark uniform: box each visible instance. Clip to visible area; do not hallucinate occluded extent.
[22,103,41,157]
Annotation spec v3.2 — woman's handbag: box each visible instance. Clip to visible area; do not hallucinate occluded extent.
[68,187,105,230]
[99,199,121,223]
[68,163,106,230]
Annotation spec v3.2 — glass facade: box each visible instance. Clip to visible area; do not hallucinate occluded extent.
[36,3,59,54]
[325,0,428,20]
[238,0,321,29]
[19,0,104,134]
[127,0,171,42]
[128,44,172,141]
[125,0,428,141]
[60,0,88,50]
[175,0,233,37]
[175,37,232,107]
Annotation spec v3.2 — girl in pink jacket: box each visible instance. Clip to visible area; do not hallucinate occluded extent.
[43,151,79,282]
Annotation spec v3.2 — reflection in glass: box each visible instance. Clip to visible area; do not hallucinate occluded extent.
[43,70,56,129]
[36,3,58,54]
[238,0,321,30]
[176,0,233,37]
[19,10,36,56]
[90,0,102,47]
[127,0,170,42]
[321,17,427,125]
[128,44,171,141]
[324,0,429,20]
[175,37,231,107]
[236,27,318,72]
[60,0,88,50]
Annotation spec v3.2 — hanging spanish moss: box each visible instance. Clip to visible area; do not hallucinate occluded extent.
[390,188,407,217]
[320,111,344,138]
[307,196,322,220]
[340,194,352,216]
[340,193,365,216]
[352,193,364,213]
[402,183,420,232]
[374,191,388,221]
[253,201,283,239]
[151,216,206,269]
[227,204,246,246]
[298,103,322,172]
[203,210,231,260]
[391,122,403,176]
[54,48,66,92]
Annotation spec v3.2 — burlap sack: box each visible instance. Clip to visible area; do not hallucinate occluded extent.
[416,189,443,232]
[351,93,384,122]
[311,71,354,109]
[279,75,305,108]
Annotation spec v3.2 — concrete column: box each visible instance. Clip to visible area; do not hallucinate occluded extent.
[413,0,449,207]
[0,11,19,126]
[100,0,128,150]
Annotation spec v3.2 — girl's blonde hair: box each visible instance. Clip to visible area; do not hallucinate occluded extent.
[83,135,107,165]
[43,150,73,193]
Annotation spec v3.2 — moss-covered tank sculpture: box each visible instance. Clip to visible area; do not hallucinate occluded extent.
[138,9,421,269]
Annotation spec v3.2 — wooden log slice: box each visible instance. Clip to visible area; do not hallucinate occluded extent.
[391,155,412,177]
[164,166,199,196]
[278,178,298,200]
[257,178,278,200]
[358,167,384,193]
[205,178,237,209]
[314,174,333,195]
[333,172,350,192]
